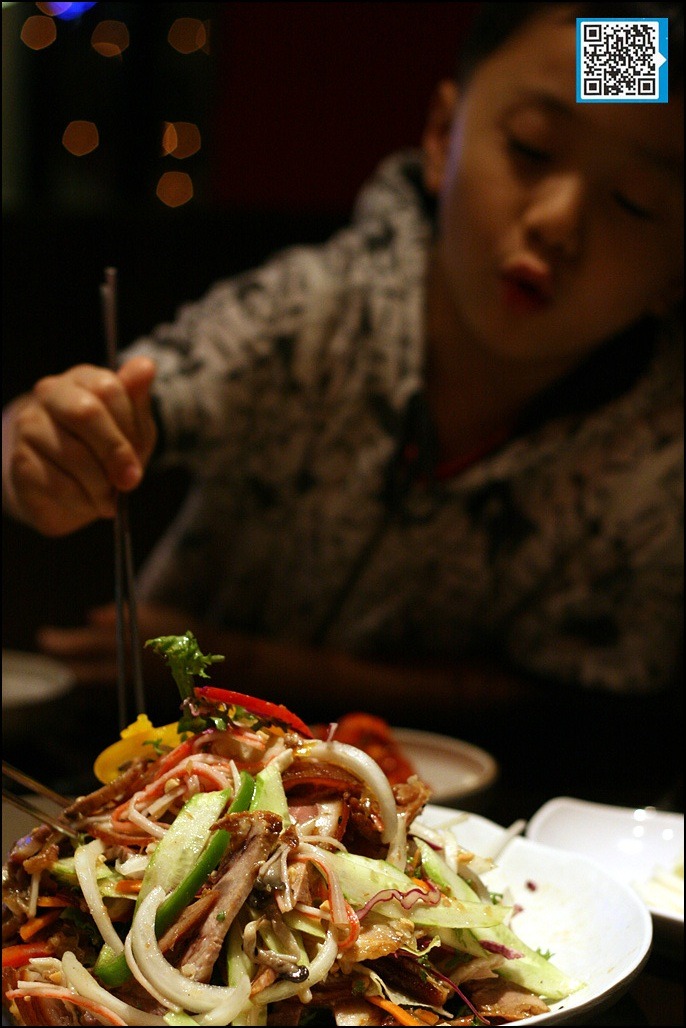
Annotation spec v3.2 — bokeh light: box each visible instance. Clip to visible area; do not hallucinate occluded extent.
[8,5,215,210]
[35,2,71,13]
[36,2,97,19]
[20,14,57,50]
[156,171,194,207]
[62,120,99,156]
[161,121,202,159]
[168,17,208,54]
[91,20,129,58]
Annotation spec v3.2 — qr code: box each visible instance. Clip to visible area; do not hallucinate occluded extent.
[577,18,668,102]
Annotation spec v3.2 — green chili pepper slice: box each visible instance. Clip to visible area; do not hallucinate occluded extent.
[94,771,255,987]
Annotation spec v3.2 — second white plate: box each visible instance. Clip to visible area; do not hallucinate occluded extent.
[526,796,683,956]
[393,727,498,803]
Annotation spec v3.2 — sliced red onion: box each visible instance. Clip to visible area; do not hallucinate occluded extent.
[479,940,524,959]
[429,963,491,1024]
[355,882,442,921]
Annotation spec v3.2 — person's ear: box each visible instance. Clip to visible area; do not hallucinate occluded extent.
[422,79,460,196]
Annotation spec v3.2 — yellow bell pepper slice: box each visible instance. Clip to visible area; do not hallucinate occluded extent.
[93,714,184,784]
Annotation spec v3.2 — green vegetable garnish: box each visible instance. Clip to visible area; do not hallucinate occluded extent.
[145,631,224,700]
[146,631,225,734]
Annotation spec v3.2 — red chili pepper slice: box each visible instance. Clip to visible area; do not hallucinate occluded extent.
[195,686,313,738]
[2,942,54,968]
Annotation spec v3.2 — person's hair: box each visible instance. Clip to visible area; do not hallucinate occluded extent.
[457,3,683,89]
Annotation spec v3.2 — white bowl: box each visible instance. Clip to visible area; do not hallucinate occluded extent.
[418,806,653,1024]
[527,796,683,957]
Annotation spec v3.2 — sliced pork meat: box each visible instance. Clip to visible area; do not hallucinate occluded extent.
[467,976,550,1019]
[177,810,283,982]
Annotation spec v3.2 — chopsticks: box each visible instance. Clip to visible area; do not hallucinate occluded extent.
[101,267,146,729]
[2,762,79,840]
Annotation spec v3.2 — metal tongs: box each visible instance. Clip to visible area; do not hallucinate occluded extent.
[101,266,146,730]
[2,762,78,839]
[2,271,148,832]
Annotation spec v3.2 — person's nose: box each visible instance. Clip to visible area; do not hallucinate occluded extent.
[523,173,585,259]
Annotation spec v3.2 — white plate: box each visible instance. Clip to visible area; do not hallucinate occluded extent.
[527,797,683,957]
[2,799,652,1025]
[2,649,75,707]
[417,804,653,1024]
[393,727,498,803]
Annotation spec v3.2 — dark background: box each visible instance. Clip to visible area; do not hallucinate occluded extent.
[2,2,477,654]
[2,2,483,791]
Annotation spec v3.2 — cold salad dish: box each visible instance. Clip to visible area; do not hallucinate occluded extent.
[2,634,581,1026]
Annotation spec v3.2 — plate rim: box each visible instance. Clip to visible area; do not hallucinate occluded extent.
[392,726,499,801]
[2,648,75,706]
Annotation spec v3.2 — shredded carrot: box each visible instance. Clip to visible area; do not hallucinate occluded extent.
[414,1009,440,1025]
[368,996,424,1025]
[36,896,71,908]
[114,879,143,894]
[249,966,278,998]
[18,909,61,941]
[410,876,432,892]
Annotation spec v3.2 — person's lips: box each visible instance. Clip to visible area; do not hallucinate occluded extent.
[501,261,552,315]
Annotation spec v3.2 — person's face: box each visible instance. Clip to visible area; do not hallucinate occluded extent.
[425,7,683,367]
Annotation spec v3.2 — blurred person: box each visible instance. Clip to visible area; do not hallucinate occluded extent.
[2,3,683,799]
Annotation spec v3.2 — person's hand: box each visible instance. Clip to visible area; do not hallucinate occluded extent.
[2,356,157,536]
[36,602,203,688]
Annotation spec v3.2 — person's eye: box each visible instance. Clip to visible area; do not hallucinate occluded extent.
[507,137,551,164]
[613,191,656,221]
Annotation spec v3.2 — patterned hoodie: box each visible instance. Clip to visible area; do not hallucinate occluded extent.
[125,151,683,695]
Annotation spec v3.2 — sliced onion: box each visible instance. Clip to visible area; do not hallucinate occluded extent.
[27,871,40,919]
[130,886,251,1017]
[146,787,185,819]
[124,932,180,1011]
[386,809,408,871]
[61,951,169,1026]
[197,976,253,1026]
[115,853,150,877]
[302,740,398,846]
[253,929,337,1005]
[73,839,124,954]
[126,804,167,839]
